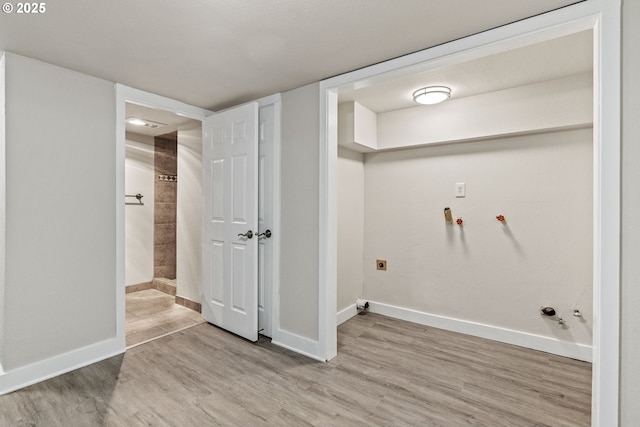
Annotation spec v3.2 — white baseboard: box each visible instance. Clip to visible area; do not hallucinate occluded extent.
[271,328,325,362]
[368,301,592,362]
[337,303,358,325]
[0,337,123,395]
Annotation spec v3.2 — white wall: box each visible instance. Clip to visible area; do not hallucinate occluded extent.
[2,53,116,371]
[362,128,593,351]
[337,147,364,311]
[621,0,640,422]
[0,53,6,373]
[125,132,154,286]
[177,123,202,303]
[377,73,592,149]
[338,101,377,152]
[279,83,320,341]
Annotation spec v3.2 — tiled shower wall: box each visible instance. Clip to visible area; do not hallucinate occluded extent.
[154,132,177,279]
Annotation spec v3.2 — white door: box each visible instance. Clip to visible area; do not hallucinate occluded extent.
[202,102,259,342]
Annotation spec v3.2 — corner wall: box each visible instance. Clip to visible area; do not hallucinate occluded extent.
[337,147,364,311]
[278,83,320,346]
[621,0,640,422]
[1,53,117,374]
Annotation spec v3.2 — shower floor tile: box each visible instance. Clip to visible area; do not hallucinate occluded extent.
[126,289,204,347]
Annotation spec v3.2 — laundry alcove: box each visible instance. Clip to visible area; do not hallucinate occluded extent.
[336,29,594,362]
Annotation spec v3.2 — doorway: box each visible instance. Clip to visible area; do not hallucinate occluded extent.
[116,87,280,351]
[335,30,594,359]
[320,7,621,426]
[124,103,205,347]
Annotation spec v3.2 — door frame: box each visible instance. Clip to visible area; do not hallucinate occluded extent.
[115,85,213,349]
[258,95,282,338]
[115,87,282,347]
[318,2,620,426]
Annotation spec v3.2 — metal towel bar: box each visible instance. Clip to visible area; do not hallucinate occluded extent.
[125,193,144,205]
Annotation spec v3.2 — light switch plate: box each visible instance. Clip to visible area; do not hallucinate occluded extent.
[455,182,466,198]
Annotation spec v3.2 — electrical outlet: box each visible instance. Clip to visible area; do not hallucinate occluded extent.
[376,259,387,271]
[455,182,466,198]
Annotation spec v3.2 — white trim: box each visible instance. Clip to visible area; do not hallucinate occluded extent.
[116,85,212,120]
[319,2,620,426]
[257,93,282,109]
[271,329,324,362]
[319,11,598,93]
[590,3,621,425]
[0,338,121,395]
[115,84,213,355]
[337,304,358,326]
[368,301,593,362]
[319,88,338,361]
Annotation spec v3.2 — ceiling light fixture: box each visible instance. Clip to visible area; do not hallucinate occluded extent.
[126,117,167,129]
[412,86,451,105]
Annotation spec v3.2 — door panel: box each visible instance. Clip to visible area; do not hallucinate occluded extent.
[232,154,248,221]
[211,241,224,304]
[202,103,259,342]
[211,160,224,220]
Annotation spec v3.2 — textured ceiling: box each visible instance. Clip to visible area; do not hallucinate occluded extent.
[0,0,581,110]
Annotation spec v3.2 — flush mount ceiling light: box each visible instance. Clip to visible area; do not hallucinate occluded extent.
[126,117,167,129]
[412,86,451,105]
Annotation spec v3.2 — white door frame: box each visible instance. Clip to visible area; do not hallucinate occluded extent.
[115,85,213,349]
[318,2,620,426]
[115,86,281,348]
[257,95,282,338]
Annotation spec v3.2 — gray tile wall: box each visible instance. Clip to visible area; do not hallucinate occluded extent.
[154,132,177,279]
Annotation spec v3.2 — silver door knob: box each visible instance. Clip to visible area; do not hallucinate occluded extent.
[237,230,253,239]
[257,229,272,239]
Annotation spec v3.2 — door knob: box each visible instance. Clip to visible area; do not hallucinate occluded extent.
[257,229,272,239]
[237,230,253,239]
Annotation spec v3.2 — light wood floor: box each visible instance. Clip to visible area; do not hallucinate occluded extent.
[126,289,204,347]
[0,313,591,426]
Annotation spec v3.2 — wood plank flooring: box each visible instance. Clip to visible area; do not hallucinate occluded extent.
[0,313,591,426]
[126,289,204,347]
